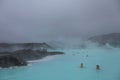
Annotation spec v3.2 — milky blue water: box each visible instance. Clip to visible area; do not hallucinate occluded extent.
[0,47,120,80]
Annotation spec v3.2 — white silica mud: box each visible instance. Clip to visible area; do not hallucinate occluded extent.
[0,45,120,80]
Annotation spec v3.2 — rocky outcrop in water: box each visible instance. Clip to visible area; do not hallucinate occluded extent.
[13,49,64,61]
[0,49,64,68]
[0,55,27,68]
[88,33,120,47]
[0,43,64,68]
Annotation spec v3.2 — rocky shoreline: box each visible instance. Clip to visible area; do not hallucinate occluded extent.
[0,43,64,68]
[0,49,64,68]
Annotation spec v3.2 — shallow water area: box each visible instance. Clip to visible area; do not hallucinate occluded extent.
[0,47,120,80]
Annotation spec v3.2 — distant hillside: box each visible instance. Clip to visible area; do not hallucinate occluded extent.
[88,33,120,47]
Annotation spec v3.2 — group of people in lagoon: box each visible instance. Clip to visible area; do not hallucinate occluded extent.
[79,54,101,70]
[80,63,101,70]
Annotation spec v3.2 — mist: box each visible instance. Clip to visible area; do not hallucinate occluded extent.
[0,0,120,43]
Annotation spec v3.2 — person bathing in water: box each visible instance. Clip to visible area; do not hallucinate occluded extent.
[80,63,101,70]
[80,63,84,68]
[96,65,101,70]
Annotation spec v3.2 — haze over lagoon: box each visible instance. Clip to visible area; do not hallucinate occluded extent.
[0,0,120,42]
[0,0,120,80]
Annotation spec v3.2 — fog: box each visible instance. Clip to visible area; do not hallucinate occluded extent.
[0,0,120,42]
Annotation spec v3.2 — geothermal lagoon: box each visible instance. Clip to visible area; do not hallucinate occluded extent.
[0,45,120,80]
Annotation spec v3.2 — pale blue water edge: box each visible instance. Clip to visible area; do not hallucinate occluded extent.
[0,47,120,80]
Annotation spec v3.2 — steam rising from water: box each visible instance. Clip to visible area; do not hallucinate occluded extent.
[0,0,120,42]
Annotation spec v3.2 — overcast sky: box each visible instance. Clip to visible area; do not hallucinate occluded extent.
[0,0,120,42]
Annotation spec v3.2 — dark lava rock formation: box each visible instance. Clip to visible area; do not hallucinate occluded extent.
[0,43,53,52]
[0,43,64,68]
[0,49,64,68]
[88,33,120,47]
[0,55,27,68]
[13,49,64,61]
